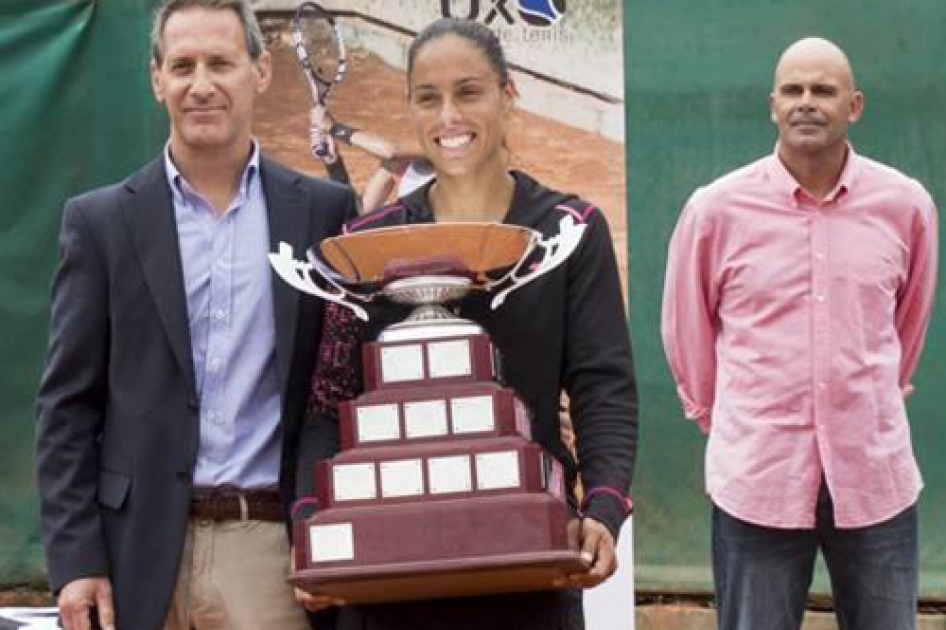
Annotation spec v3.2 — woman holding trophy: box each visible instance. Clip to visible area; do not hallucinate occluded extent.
[299,17,638,630]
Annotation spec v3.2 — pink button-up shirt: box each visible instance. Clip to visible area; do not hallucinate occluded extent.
[661,147,939,528]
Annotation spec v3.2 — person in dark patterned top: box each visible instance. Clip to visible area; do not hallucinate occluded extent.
[296,17,638,630]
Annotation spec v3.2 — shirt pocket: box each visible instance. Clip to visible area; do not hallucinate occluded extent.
[836,248,902,337]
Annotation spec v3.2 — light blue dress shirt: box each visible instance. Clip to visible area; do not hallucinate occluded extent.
[164,143,282,489]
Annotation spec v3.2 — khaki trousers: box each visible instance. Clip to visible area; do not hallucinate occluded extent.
[163,519,311,630]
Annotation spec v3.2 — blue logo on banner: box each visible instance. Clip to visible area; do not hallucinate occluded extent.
[517,0,565,27]
[441,0,566,28]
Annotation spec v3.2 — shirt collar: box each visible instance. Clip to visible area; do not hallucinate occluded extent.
[163,141,261,208]
[767,142,861,205]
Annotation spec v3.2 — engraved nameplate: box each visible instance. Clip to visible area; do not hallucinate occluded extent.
[428,455,472,494]
[380,459,425,498]
[451,396,495,434]
[333,463,377,501]
[380,344,425,383]
[427,339,472,378]
[475,451,521,490]
[309,523,354,563]
[356,404,401,443]
[404,399,449,439]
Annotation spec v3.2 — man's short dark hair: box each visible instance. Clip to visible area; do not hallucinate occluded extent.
[151,0,265,63]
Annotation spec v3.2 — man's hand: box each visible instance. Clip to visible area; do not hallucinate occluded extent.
[290,546,346,612]
[555,517,618,589]
[58,577,115,630]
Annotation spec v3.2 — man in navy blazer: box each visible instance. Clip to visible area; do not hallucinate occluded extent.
[35,2,356,629]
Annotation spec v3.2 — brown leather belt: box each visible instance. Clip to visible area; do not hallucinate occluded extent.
[189,487,284,523]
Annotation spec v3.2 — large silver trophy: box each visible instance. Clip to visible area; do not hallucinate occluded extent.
[269,217,586,338]
[269,218,589,604]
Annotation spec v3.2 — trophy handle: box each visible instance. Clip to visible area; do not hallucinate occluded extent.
[305,247,375,305]
[269,242,370,321]
[488,216,587,310]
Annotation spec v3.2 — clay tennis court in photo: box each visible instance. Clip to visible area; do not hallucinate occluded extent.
[254,34,629,285]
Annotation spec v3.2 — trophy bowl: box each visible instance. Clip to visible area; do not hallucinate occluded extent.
[268,218,586,325]
[319,223,536,285]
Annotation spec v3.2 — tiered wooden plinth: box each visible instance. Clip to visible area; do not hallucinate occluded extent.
[290,332,586,604]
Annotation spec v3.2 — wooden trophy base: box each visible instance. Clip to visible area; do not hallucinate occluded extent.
[290,550,588,604]
[290,494,585,604]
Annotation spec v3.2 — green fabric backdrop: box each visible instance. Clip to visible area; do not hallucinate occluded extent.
[626,0,946,597]
[0,0,164,584]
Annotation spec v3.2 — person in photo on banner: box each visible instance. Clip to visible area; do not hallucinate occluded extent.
[290,1,431,217]
[34,1,357,629]
[298,17,638,630]
[662,37,938,630]
[312,110,434,215]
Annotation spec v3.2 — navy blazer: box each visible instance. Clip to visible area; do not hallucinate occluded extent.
[35,154,356,630]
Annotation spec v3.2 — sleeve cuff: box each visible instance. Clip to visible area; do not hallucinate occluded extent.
[693,414,711,434]
[580,487,633,541]
[683,403,711,433]
[677,385,712,432]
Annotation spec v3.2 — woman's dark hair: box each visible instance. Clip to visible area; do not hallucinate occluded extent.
[407,18,510,87]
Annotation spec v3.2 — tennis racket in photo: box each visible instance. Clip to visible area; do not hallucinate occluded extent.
[291,2,348,159]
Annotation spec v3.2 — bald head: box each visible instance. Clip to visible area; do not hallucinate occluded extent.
[774,38,856,91]
[769,37,864,168]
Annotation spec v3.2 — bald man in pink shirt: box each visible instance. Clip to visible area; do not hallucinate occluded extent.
[662,38,938,630]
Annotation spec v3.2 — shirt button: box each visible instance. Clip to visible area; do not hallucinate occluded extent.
[214,309,226,320]
[815,295,825,302]
[817,382,827,390]
[815,253,825,261]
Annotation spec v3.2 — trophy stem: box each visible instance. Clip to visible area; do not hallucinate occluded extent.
[379,275,484,342]
[407,303,458,323]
